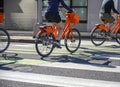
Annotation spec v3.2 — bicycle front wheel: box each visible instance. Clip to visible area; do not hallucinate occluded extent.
[116,31,120,45]
[35,33,55,57]
[0,28,10,53]
[91,28,106,46]
[65,28,81,53]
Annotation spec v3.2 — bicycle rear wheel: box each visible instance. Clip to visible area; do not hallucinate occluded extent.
[35,33,54,57]
[91,28,106,46]
[0,28,10,53]
[65,28,81,53]
[116,31,120,44]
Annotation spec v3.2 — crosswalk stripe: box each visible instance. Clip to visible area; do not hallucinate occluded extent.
[39,62,120,73]
[0,70,120,87]
[109,57,120,60]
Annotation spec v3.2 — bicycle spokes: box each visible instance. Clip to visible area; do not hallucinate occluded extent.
[0,29,10,53]
[65,28,81,53]
[91,28,106,46]
[116,31,120,44]
[35,34,54,57]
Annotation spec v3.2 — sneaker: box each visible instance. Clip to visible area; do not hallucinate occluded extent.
[106,31,112,40]
[54,40,62,48]
[106,36,112,40]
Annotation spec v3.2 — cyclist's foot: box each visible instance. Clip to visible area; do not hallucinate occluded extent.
[54,40,62,48]
[106,32,112,40]
[106,36,112,40]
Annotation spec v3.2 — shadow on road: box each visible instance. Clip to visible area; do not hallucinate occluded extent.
[0,62,15,70]
[0,53,23,70]
[41,45,120,68]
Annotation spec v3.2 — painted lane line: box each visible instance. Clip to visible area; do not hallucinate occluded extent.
[0,70,120,87]
[40,62,120,73]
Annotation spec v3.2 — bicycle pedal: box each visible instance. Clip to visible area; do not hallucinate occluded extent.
[106,36,112,40]
[53,44,62,49]
[71,39,75,42]
[54,45,62,49]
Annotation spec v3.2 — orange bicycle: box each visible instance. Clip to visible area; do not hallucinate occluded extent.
[35,12,81,57]
[0,13,10,53]
[91,14,120,46]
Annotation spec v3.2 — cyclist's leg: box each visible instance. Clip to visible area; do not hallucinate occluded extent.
[53,22,63,48]
[53,22,63,40]
[45,12,62,48]
[109,15,116,30]
[52,13,62,48]
[100,13,111,31]
[99,13,111,39]
[105,14,115,30]
[104,14,115,39]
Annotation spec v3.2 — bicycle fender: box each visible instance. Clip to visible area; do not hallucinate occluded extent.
[91,24,107,34]
[90,26,97,34]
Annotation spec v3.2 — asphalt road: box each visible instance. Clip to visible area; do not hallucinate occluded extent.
[0,39,120,87]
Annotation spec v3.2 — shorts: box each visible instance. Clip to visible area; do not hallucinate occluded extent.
[99,13,115,23]
[45,12,61,23]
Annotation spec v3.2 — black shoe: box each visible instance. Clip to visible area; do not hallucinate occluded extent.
[54,40,62,48]
[106,31,112,40]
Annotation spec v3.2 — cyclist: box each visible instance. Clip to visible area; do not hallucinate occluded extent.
[99,0,119,29]
[45,0,73,48]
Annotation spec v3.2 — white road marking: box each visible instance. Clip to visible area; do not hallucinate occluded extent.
[40,62,120,73]
[0,70,120,87]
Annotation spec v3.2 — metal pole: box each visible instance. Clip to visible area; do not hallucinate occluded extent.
[37,0,42,24]
[33,0,42,37]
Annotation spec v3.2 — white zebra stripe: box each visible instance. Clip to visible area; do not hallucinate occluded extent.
[0,70,120,87]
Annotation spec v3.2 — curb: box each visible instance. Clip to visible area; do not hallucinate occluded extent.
[10,36,91,43]
[10,38,35,43]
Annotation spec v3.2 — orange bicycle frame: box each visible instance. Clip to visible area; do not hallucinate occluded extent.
[92,14,120,33]
[92,24,108,32]
[112,15,120,34]
[37,12,80,38]
[61,21,72,39]
[62,12,80,39]
[37,26,58,37]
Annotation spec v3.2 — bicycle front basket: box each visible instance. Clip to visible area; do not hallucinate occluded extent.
[68,12,80,24]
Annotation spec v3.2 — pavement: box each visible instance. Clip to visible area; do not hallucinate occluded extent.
[8,30,35,43]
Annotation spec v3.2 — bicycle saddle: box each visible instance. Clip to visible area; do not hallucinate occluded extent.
[39,24,47,28]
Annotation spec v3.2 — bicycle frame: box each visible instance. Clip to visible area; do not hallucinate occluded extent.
[61,20,73,39]
[35,12,81,57]
[37,12,80,39]
[92,14,120,34]
[112,15,120,34]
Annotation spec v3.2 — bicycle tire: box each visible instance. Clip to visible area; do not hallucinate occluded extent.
[0,28,10,53]
[65,28,81,53]
[35,33,55,57]
[116,31,120,45]
[91,28,106,46]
